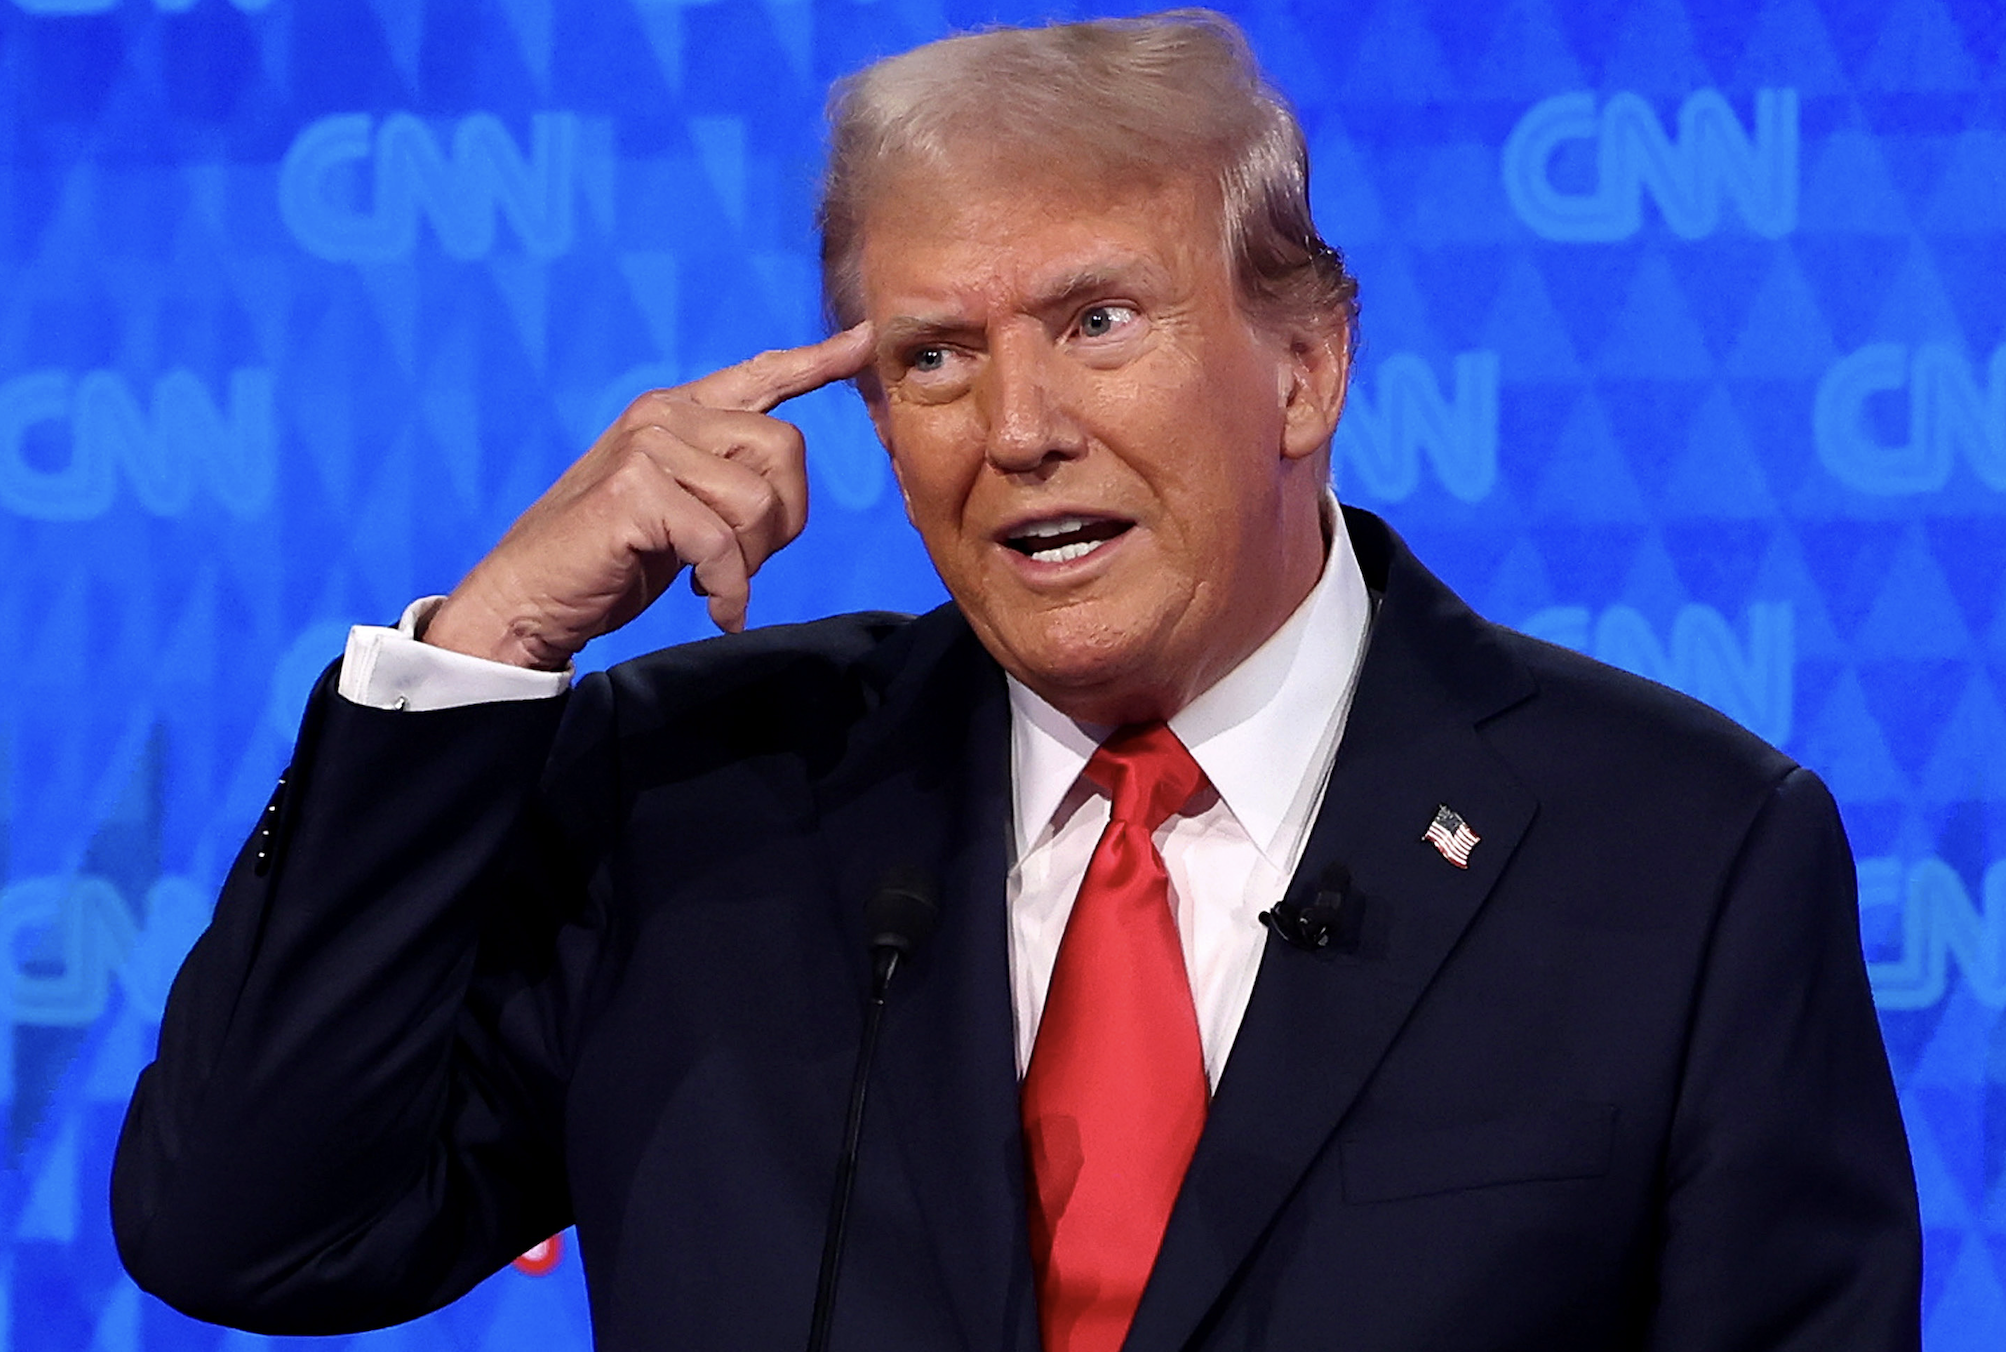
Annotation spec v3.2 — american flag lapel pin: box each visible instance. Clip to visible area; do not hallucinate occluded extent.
[1423,804,1480,869]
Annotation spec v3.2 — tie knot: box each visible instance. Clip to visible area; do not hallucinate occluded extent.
[1085,723,1206,833]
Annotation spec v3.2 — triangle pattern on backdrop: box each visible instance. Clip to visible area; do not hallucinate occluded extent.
[1732,0,1851,96]
[1597,252,1716,380]
[6,5,2005,1350]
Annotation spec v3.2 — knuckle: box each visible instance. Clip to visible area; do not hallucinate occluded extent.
[750,487,786,541]
[622,389,677,424]
[684,517,735,560]
[729,467,782,512]
[715,460,781,516]
[604,450,663,498]
[636,390,705,434]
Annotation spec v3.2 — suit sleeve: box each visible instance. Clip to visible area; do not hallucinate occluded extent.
[1647,766,1922,1351]
[111,664,615,1335]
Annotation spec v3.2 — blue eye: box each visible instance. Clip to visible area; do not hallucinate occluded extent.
[1079,305,1130,338]
[912,346,947,372]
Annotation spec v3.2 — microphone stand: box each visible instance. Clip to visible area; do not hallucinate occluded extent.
[806,947,901,1352]
[806,870,936,1352]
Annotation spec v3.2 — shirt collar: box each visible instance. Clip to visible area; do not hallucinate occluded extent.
[1007,499,1374,864]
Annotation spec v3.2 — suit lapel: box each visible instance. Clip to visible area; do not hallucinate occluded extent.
[1126,511,1540,1352]
[810,608,1042,1352]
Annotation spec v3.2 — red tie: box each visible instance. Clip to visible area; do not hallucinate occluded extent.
[1021,723,1210,1352]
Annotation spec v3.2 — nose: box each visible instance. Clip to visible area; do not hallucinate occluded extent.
[979,326,1084,474]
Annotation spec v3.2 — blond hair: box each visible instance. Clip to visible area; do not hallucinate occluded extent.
[818,9,1359,345]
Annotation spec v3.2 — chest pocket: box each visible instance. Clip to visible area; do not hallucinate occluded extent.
[1339,1103,1617,1204]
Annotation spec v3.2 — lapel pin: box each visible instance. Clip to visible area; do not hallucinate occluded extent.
[1423,804,1480,869]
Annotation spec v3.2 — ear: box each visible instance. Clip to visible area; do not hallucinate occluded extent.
[1278,325,1350,462]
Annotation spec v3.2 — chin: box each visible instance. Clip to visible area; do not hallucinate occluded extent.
[991,617,1186,723]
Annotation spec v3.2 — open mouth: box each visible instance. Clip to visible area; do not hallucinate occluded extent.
[1002,515,1134,564]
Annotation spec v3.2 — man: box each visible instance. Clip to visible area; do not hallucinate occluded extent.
[113,12,1920,1352]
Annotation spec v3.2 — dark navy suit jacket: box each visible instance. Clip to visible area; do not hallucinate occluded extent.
[113,508,1921,1350]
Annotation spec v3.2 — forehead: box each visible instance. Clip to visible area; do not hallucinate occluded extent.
[852,159,1226,313]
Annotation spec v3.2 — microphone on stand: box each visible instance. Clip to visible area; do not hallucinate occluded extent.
[806,866,939,1352]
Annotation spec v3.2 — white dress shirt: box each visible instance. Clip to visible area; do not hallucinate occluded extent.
[1006,518,1372,1088]
[337,509,1373,1091]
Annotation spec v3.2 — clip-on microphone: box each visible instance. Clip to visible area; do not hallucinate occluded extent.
[1260,862,1351,952]
[806,866,939,1352]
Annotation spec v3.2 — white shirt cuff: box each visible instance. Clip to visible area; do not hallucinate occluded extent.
[336,597,574,711]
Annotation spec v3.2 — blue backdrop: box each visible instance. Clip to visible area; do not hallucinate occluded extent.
[1,0,2001,1347]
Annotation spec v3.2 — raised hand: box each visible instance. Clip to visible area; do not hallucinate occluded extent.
[424,323,876,670]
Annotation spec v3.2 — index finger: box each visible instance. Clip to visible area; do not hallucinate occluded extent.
[681,322,876,414]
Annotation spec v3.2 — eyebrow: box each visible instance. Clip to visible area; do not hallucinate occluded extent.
[1028,264,1145,314]
[876,255,1170,352]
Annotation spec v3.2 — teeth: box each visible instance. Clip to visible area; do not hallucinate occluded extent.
[1016,515,1093,541]
[1028,539,1103,564]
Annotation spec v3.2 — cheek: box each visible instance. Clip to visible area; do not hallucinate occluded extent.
[885,413,982,531]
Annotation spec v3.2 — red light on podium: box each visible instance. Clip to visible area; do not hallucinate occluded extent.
[513,1233,563,1277]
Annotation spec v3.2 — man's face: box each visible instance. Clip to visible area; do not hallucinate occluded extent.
[856,162,1344,725]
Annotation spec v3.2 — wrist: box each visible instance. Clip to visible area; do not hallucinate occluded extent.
[423,593,574,671]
